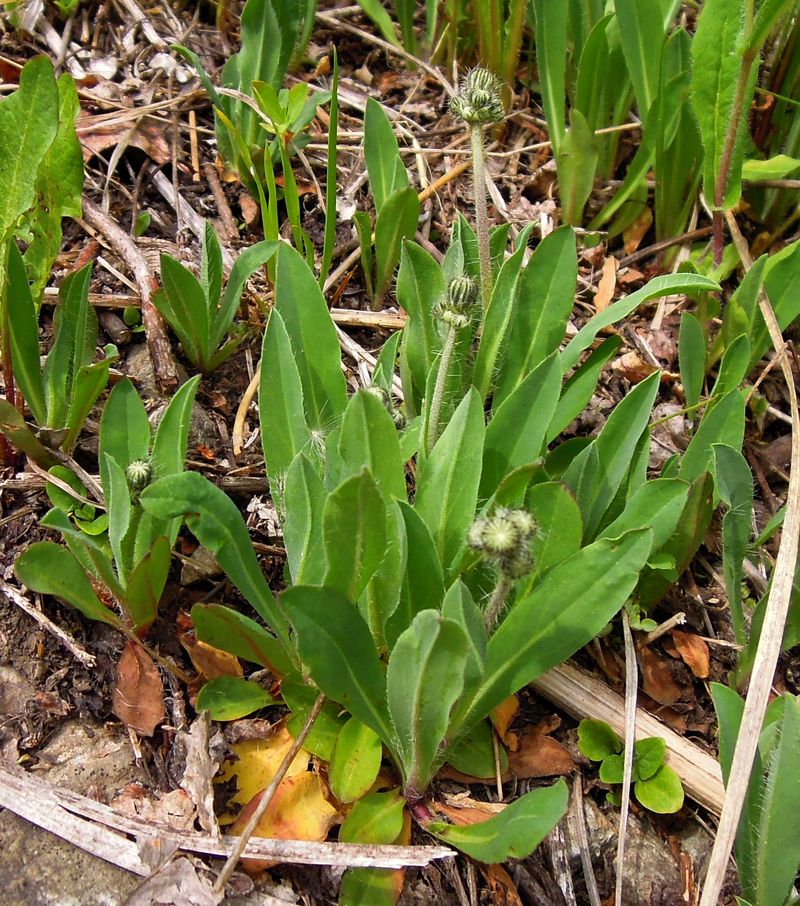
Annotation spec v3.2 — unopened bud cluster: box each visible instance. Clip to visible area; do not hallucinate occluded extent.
[468,507,536,578]
[126,459,152,491]
[450,68,505,126]
[364,384,406,429]
[435,275,478,329]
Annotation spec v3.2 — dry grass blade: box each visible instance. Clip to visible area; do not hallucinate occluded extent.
[698,214,800,906]
[615,609,638,906]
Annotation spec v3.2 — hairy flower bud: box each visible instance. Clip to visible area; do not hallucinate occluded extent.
[450,68,505,126]
[435,275,478,329]
[468,507,537,578]
[125,459,152,492]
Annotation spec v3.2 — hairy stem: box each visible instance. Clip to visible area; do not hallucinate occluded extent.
[470,124,492,311]
[425,324,457,454]
[484,574,512,630]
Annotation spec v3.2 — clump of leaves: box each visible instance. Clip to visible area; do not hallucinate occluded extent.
[578,719,685,814]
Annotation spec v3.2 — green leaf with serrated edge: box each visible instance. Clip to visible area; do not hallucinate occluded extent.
[0,399,55,467]
[387,610,467,795]
[386,501,444,648]
[473,231,531,401]
[374,187,420,305]
[414,389,484,572]
[196,676,277,721]
[275,243,347,428]
[15,542,121,628]
[323,471,386,602]
[139,472,294,669]
[753,695,800,906]
[283,453,327,585]
[339,390,406,502]
[690,0,756,210]
[200,221,223,312]
[364,97,408,214]
[40,506,123,601]
[329,717,384,803]
[192,603,287,672]
[598,479,689,555]
[480,353,561,499]
[426,778,568,862]
[63,356,115,453]
[213,240,278,351]
[713,444,752,645]
[282,585,393,749]
[98,379,150,493]
[396,242,444,414]
[635,763,684,813]
[562,274,719,372]
[547,337,622,444]
[124,535,170,632]
[360,501,406,648]
[155,254,209,366]
[339,789,405,844]
[283,681,348,761]
[6,241,46,425]
[578,719,622,762]
[443,719,507,779]
[637,473,714,609]
[105,454,132,583]
[260,308,312,497]
[564,371,660,540]
[679,391,745,483]
[710,334,750,399]
[679,311,705,411]
[0,55,59,241]
[441,580,486,699]
[557,110,598,226]
[522,482,583,584]
[633,736,666,781]
[460,529,652,731]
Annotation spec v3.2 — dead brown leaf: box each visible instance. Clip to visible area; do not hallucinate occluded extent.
[623,206,653,254]
[77,113,171,165]
[111,785,196,831]
[671,630,710,679]
[506,725,575,779]
[179,712,225,836]
[612,351,658,382]
[639,644,683,706]
[491,694,520,751]
[480,863,524,906]
[112,641,165,736]
[594,257,618,313]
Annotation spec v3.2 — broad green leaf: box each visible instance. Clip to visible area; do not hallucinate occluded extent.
[213,239,278,352]
[387,610,467,795]
[547,336,622,443]
[195,676,277,721]
[414,389,484,571]
[124,535,170,632]
[578,719,622,761]
[372,331,402,392]
[562,274,719,372]
[690,0,757,209]
[635,763,684,813]
[374,187,420,304]
[633,736,666,781]
[339,390,406,501]
[339,789,405,844]
[462,528,652,727]
[15,542,122,628]
[615,0,667,118]
[200,220,223,311]
[480,353,561,498]
[598,478,689,554]
[282,585,393,747]
[6,241,47,425]
[532,0,567,155]
[747,0,796,54]
[361,501,406,648]
[714,253,766,364]
[713,444,752,645]
[274,243,347,428]
[0,55,59,241]
[283,452,327,585]
[426,778,568,862]
[329,717,384,803]
[748,240,800,369]
[711,334,750,398]
[192,602,288,672]
[139,472,294,666]
[444,719,506,779]
[105,454,133,582]
[524,481,583,581]
[323,471,387,602]
[283,682,348,761]
[678,311,705,411]
[354,0,401,46]
[557,110,598,226]
[441,580,487,699]
[155,254,209,365]
[260,309,311,491]
[151,375,200,481]
[63,356,116,454]
[364,98,408,213]
[679,391,745,483]
[98,379,150,492]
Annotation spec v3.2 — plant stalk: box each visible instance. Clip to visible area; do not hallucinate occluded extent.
[484,575,512,630]
[470,124,492,311]
[425,324,457,454]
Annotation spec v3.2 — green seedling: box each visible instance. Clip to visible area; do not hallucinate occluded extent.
[153,223,277,372]
[578,719,685,814]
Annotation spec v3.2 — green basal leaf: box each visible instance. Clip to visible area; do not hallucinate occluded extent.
[426,778,569,862]
[15,541,122,628]
[339,789,405,844]
[283,681,348,761]
[444,719,507,779]
[633,736,666,781]
[578,719,622,762]
[196,676,277,721]
[635,763,684,813]
[599,753,624,784]
[678,311,705,412]
[679,391,746,483]
[557,110,598,226]
[364,97,408,214]
[192,603,289,673]
[329,716,384,803]
[98,379,150,493]
[283,452,327,585]
[104,454,133,583]
[598,478,689,555]
[282,585,393,747]
[124,535,170,632]
[374,187,420,306]
[155,254,209,367]
[214,239,278,350]
[522,482,582,583]
[387,610,467,796]
[151,375,201,481]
